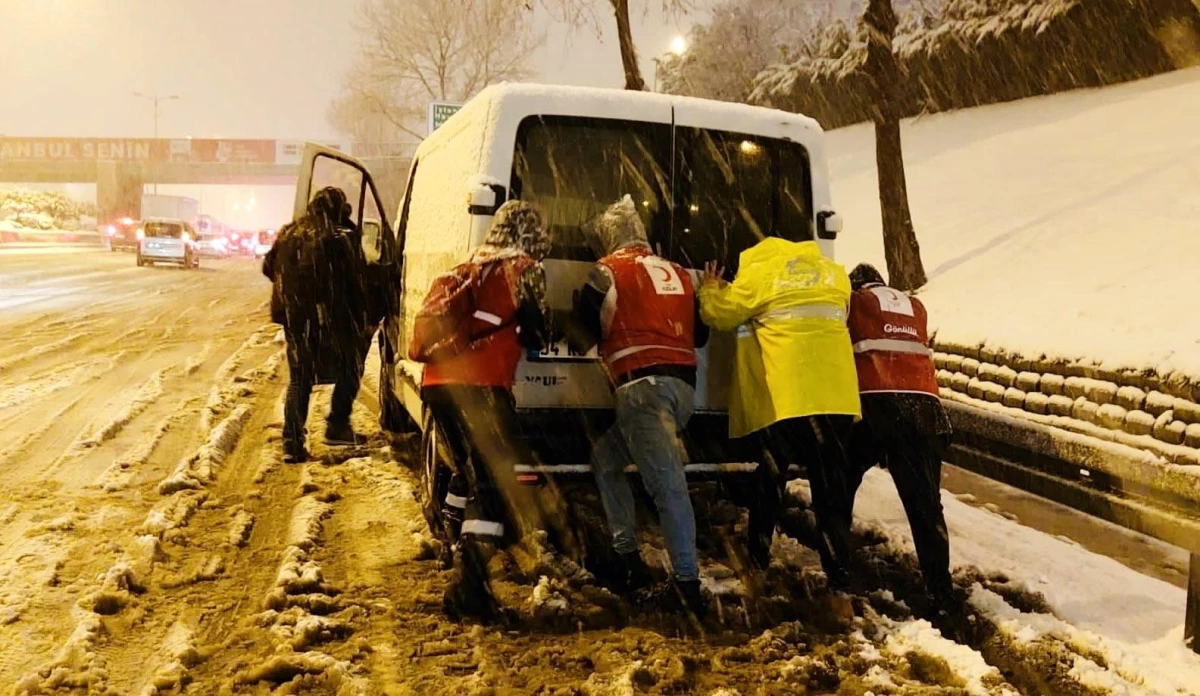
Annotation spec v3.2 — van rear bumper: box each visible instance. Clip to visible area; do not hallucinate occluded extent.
[511,408,765,478]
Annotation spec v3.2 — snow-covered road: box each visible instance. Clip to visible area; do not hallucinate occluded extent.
[1,250,1198,694]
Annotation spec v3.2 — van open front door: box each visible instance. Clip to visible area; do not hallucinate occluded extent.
[291,143,407,431]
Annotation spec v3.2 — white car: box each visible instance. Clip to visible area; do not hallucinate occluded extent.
[195,233,231,258]
[136,218,200,269]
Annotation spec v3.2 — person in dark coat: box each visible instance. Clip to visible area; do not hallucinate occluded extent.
[845,262,955,607]
[263,186,371,463]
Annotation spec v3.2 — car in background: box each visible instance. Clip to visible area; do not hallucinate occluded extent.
[136,218,200,269]
[195,232,231,258]
[252,228,278,259]
[103,218,142,251]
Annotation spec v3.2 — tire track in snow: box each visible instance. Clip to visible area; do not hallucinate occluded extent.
[0,330,91,375]
[92,403,187,493]
[79,368,167,447]
[225,464,370,693]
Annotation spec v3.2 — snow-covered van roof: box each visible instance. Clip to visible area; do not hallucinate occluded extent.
[414,82,825,163]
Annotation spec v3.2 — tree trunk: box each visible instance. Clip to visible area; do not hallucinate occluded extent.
[865,0,927,291]
[611,0,646,91]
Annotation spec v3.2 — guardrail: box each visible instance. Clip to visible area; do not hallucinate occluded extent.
[942,398,1200,654]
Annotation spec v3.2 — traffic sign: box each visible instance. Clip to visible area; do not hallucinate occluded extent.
[427,102,463,135]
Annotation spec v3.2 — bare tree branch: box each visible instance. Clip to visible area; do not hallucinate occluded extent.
[538,0,695,90]
[330,0,541,141]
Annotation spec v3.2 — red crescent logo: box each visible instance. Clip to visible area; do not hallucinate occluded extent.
[655,266,673,282]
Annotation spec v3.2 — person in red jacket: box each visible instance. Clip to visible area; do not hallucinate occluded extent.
[569,196,710,617]
[846,263,955,607]
[418,200,551,622]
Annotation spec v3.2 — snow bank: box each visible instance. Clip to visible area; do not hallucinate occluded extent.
[830,66,1200,386]
[849,468,1195,648]
[158,404,250,494]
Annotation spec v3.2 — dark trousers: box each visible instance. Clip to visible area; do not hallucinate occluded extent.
[283,361,361,447]
[423,385,533,547]
[762,415,857,586]
[849,407,953,600]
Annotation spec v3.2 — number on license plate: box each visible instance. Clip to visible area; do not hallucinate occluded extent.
[533,341,598,360]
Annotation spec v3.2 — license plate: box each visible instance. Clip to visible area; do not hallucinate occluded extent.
[529,340,599,361]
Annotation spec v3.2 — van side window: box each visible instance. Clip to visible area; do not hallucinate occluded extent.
[673,129,814,273]
[512,116,672,262]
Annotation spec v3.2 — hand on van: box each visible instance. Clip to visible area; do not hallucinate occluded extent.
[701,261,727,289]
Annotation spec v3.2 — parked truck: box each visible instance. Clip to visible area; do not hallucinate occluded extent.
[140,194,199,225]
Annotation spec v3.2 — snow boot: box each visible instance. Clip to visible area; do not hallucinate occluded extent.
[443,538,503,624]
[324,420,366,447]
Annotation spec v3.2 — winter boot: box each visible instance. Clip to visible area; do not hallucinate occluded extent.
[622,552,652,593]
[324,420,366,447]
[283,440,308,465]
[593,551,651,596]
[673,579,708,620]
[443,538,502,623]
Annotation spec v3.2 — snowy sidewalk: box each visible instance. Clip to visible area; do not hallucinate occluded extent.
[846,468,1200,692]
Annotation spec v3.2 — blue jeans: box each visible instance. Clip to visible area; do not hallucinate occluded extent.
[592,376,698,582]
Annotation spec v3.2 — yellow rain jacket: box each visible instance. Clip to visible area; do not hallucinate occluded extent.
[698,238,861,439]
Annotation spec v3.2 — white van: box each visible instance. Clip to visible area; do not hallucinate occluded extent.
[292,84,843,549]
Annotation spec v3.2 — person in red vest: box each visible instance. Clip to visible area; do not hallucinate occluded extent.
[569,196,709,617]
[846,263,955,607]
[416,200,551,623]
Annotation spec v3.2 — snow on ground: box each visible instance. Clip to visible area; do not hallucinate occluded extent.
[841,469,1200,690]
[829,66,1200,383]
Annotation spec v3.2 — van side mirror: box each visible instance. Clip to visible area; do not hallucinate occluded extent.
[468,183,508,216]
[817,211,842,240]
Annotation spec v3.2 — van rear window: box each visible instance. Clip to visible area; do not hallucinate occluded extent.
[145,222,184,239]
[512,117,671,261]
[511,115,814,271]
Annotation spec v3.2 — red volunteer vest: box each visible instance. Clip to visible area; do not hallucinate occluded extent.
[598,247,697,381]
[847,284,939,396]
[422,256,534,388]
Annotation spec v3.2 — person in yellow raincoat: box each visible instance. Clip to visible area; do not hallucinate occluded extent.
[698,236,861,587]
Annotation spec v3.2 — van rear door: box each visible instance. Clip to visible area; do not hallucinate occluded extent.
[668,104,819,411]
[509,114,674,410]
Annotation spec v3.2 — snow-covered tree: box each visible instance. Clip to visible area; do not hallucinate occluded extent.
[657,0,839,102]
[537,0,694,91]
[330,0,541,141]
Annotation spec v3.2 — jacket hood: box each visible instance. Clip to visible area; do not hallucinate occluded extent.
[308,186,347,223]
[585,195,650,258]
[482,200,550,261]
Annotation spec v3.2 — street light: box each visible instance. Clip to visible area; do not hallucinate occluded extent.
[654,35,689,93]
[133,91,180,193]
